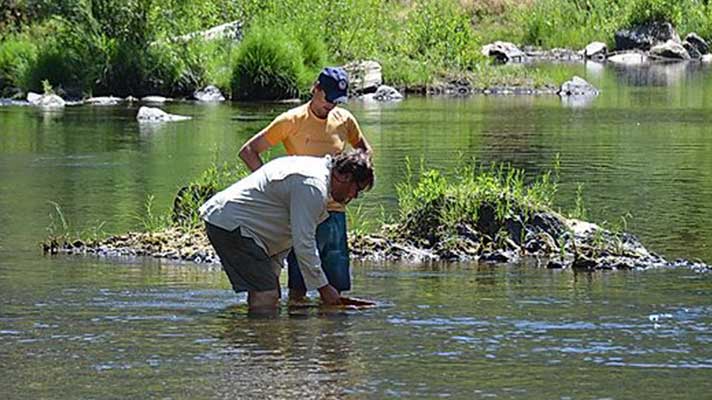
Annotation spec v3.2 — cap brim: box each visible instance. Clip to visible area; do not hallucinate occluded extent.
[330,95,348,104]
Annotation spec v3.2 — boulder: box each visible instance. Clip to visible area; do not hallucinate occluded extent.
[583,41,607,60]
[684,32,709,55]
[361,85,403,102]
[343,60,382,94]
[481,41,527,63]
[650,40,690,61]
[26,92,65,108]
[136,106,191,122]
[85,96,123,106]
[702,54,712,63]
[558,76,599,97]
[614,21,680,51]
[193,85,225,102]
[608,52,648,66]
[683,41,702,60]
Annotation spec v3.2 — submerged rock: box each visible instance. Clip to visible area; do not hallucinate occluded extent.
[136,106,191,122]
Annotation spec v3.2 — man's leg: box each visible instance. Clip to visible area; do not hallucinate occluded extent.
[247,289,280,310]
[317,212,351,292]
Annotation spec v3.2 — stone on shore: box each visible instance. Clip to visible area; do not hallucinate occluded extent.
[583,42,607,60]
[343,60,383,94]
[361,85,403,102]
[684,32,709,55]
[608,52,648,66]
[650,40,691,61]
[193,85,225,102]
[614,21,680,51]
[85,96,123,106]
[141,95,171,103]
[136,106,191,122]
[27,92,66,108]
[481,41,527,63]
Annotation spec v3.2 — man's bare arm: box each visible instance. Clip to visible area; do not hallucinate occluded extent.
[239,131,273,172]
[352,137,373,157]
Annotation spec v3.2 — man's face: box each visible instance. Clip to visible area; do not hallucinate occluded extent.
[331,172,364,205]
[311,88,336,119]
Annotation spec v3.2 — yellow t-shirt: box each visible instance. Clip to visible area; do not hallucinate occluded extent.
[263,102,365,211]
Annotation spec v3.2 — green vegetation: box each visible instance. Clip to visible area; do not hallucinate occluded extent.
[6,0,712,98]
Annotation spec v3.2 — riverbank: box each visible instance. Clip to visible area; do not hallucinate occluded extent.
[3,0,712,100]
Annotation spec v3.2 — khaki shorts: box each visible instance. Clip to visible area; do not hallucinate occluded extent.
[205,222,281,292]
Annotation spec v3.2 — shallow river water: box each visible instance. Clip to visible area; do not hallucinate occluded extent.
[1,62,712,398]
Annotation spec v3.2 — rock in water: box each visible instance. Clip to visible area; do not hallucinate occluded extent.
[193,85,225,102]
[361,85,403,102]
[558,76,599,97]
[141,95,171,103]
[650,40,691,61]
[608,52,648,66]
[584,41,607,60]
[85,96,123,106]
[136,106,191,122]
[27,92,65,108]
[684,32,709,55]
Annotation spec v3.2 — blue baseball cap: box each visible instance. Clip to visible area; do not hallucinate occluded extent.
[318,67,349,104]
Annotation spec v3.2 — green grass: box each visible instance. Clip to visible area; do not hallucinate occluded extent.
[9,0,712,98]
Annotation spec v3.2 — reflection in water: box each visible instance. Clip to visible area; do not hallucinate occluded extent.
[611,61,689,86]
[210,307,360,398]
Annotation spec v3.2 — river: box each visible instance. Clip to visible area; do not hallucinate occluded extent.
[1,62,711,398]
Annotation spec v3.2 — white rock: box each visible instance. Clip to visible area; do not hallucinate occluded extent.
[343,60,382,93]
[85,96,123,105]
[141,95,171,103]
[193,85,225,102]
[584,41,607,59]
[481,41,527,63]
[559,76,599,97]
[361,85,404,102]
[27,92,66,108]
[136,106,191,122]
[608,52,648,66]
[702,54,712,62]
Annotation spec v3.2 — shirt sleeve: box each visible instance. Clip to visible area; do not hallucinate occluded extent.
[345,113,365,147]
[262,112,294,146]
[289,178,329,290]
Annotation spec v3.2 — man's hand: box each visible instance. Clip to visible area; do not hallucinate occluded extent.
[318,284,342,306]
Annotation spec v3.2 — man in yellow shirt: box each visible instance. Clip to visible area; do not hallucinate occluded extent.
[238,67,373,303]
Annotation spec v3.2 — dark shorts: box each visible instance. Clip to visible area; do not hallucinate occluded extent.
[205,222,280,293]
[287,211,350,292]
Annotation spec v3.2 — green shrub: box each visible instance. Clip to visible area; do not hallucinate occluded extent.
[626,0,683,27]
[0,34,38,94]
[26,17,112,96]
[231,24,305,101]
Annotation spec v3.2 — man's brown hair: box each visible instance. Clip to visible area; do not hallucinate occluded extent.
[332,149,374,191]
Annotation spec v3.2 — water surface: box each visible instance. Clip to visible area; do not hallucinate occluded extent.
[1,62,712,398]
